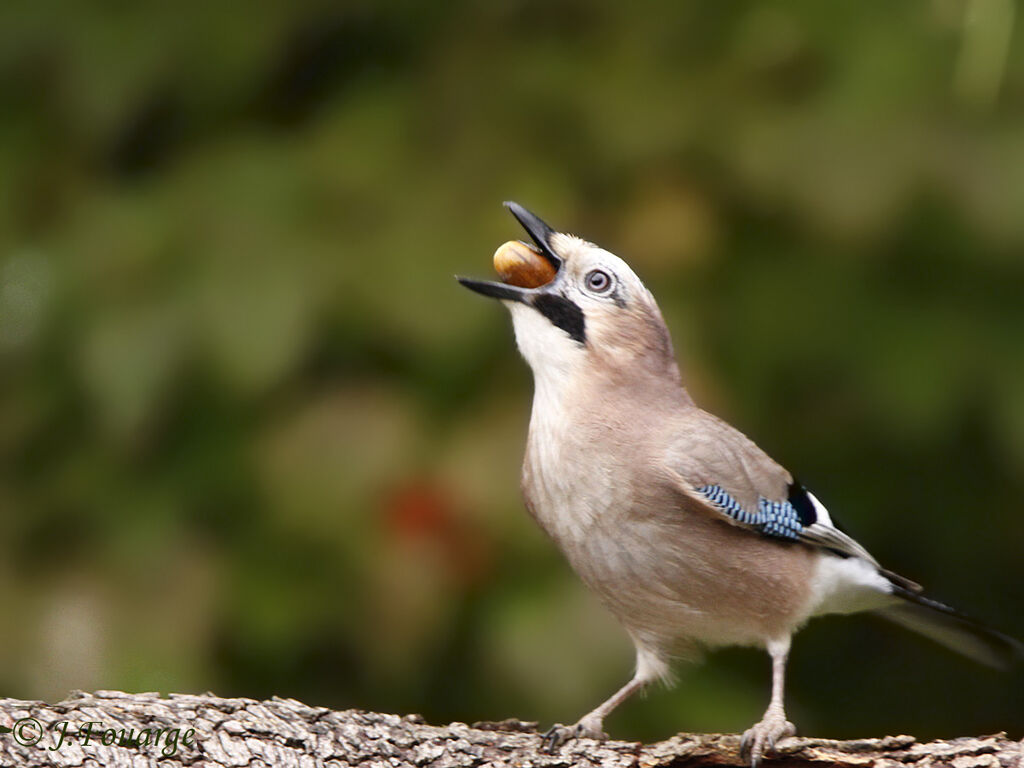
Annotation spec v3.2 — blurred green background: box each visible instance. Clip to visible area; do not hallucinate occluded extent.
[1,0,1022,743]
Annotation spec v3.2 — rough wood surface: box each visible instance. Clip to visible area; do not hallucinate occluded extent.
[0,690,1020,768]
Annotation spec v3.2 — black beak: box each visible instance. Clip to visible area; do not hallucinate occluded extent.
[455,275,534,302]
[456,203,586,344]
[503,201,561,270]
[456,201,564,304]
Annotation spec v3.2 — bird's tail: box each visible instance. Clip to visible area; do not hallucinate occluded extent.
[877,585,1024,669]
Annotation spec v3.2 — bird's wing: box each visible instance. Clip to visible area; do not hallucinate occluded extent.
[663,409,885,567]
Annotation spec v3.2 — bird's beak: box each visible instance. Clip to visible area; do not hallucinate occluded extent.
[503,201,561,270]
[456,202,563,304]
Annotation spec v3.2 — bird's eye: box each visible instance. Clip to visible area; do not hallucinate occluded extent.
[584,269,613,295]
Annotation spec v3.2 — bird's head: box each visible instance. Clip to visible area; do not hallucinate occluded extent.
[458,202,680,391]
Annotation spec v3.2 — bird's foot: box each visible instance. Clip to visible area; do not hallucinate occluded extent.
[739,709,795,767]
[540,714,608,752]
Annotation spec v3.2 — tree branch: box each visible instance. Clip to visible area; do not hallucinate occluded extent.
[0,690,1020,767]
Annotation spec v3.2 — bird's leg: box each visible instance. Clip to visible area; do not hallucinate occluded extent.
[541,672,646,751]
[740,637,797,767]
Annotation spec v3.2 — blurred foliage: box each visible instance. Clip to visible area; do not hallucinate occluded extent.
[1,0,1022,743]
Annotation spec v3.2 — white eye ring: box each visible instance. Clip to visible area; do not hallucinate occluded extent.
[584,269,614,294]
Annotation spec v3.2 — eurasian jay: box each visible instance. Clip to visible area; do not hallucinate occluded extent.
[458,202,1022,766]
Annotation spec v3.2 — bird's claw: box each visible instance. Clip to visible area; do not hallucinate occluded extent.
[540,717,608,752]
[739,711,795,767]
[541,724,571,753]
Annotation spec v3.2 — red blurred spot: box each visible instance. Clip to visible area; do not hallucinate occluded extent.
[381,477,492,587]
[385,479,452,540]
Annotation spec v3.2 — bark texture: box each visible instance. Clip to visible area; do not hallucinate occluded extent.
[0,690,1020,768]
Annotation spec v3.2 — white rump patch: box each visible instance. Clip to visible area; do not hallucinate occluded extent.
[809,555,895,617]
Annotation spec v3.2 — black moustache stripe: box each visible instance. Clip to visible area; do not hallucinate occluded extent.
[531,294,586,345]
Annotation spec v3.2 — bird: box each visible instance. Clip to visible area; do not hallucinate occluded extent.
[457,202,1023,766]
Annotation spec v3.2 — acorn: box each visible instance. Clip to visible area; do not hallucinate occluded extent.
[493,240,557,289]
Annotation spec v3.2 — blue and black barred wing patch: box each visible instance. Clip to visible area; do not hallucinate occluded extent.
[695,484,813,541]
[694,482,884,563]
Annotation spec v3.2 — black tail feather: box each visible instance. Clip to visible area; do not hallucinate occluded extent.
[878,585,1024,669]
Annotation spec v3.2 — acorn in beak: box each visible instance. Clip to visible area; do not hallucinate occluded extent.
[493,240,557,289]
[457,202,561,302]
